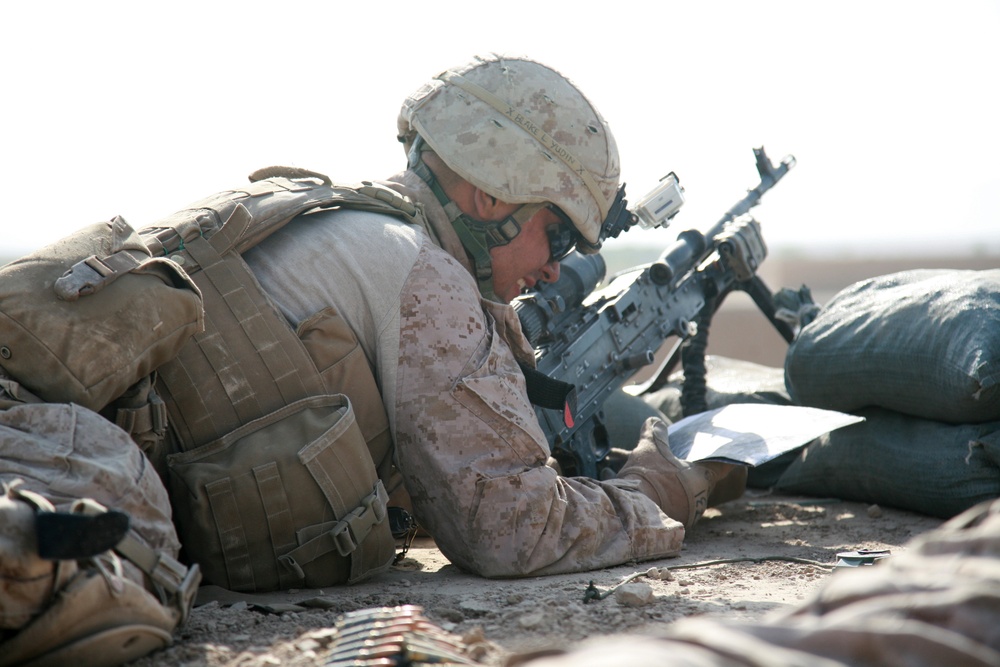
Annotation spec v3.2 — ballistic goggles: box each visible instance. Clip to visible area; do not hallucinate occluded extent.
[492,202,582,263]
[506,184,634,263]
[545,205,581,262]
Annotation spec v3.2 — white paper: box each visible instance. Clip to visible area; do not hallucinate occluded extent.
[666,404,865,467]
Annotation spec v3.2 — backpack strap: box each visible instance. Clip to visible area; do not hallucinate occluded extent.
[71,497,200,624]
[141,172,420,262]
[149,169,421,449]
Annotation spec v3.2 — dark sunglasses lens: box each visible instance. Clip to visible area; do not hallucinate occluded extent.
[547,225,576,261]
[545,206,578,261]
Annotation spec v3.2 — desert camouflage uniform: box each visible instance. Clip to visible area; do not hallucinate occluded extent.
[512,497,1000,667]
[242,169,684,578]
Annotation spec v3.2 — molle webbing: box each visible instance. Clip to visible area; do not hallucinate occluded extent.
[146,173,418,450]
[147,170,412,591]
[142,175,419,260]
[153,219,327,448]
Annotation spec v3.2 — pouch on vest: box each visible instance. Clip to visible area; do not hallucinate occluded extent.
[165,394,395,592]
[0,217,203,412]
[145,172,410,455]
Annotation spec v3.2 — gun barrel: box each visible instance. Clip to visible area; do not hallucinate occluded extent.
[712,147,796,236]
[653,229,707,283]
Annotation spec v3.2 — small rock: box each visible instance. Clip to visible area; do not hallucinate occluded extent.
[462,626,486,644]
[301,628,339,647]
[517,609,546,629]
[867,504,883,518]
[646,566,676,581]
[434,606,465,623]
[467,642,491,661]
[506,593,525,605]
[614,582,655,607]
[296,638,321,652]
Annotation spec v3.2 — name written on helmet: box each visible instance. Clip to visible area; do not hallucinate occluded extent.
[508,111,585,177]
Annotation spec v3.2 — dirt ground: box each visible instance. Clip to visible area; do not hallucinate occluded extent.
[131,489,943,666]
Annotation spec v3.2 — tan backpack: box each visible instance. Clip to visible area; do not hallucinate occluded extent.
[0,167,423,592]
[0,402,200,666]
[0,216,203,412]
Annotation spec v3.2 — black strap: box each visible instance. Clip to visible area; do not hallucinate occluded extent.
[519,362,578,428]
[35,511,130,560]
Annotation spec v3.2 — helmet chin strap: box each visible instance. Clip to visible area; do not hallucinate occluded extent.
[407,137,525,302]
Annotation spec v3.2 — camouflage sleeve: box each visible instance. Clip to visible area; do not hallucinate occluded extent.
[393,245,684,577]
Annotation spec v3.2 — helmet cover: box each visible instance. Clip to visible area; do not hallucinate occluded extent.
[398,54,620,250]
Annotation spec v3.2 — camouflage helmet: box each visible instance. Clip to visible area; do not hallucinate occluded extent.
[398,54,621,252]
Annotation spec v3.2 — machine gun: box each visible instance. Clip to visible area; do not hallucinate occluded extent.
[513,147,804,479]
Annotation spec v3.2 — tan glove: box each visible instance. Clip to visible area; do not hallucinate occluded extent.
[618,417,747,529]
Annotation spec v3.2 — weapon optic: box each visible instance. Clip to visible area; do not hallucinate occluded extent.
[513,147,803,479]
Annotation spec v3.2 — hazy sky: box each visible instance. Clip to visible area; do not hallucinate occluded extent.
[3,1,998,257]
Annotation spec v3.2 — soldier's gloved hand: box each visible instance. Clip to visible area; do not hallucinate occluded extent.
[617,417,747,529]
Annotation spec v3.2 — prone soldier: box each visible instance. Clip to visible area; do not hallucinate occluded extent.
[0,53,747,663]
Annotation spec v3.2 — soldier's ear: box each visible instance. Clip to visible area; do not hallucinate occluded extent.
[471,187,515,222]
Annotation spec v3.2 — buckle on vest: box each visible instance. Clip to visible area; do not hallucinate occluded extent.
[330,480,389,557]
[332,520,359,557]
[114,396,168,437]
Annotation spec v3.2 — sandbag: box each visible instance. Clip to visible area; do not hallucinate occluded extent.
[0,217,204,412]
[770,406,1000,518]
[785,269,1000,424]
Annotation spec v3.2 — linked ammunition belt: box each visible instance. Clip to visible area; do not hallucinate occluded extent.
[325,605,478,666]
